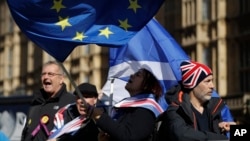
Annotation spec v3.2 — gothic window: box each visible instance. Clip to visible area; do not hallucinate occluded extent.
[239,42,250,92]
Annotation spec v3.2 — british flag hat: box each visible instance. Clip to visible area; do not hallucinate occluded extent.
[180,60,212,89]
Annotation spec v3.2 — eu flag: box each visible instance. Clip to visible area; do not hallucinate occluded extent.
[6,0,164,62]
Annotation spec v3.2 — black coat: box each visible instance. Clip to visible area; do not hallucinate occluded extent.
[56,102,104,141]
[157,85,229,141]
[21,84,76,141]
[96,107,156,141]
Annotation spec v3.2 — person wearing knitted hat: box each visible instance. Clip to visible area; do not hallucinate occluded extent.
[157,60,236,141]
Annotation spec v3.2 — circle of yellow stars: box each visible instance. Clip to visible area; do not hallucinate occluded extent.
[50,0,142,41]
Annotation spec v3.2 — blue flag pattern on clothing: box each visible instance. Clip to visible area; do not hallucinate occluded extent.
[6,0,164,62]
[102,18,190,110]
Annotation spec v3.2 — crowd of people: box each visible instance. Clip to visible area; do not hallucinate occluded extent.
[1,60,235,141]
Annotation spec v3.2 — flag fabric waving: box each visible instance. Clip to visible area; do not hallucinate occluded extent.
[101,18,190,110]
[6,0,164,62]
[101,18,235,128]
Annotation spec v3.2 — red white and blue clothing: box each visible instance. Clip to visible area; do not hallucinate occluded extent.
[48,101,104,141]
[21,84,75,141]
[95,93,163,141]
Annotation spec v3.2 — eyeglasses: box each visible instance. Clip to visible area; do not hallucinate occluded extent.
[41,72,62,77]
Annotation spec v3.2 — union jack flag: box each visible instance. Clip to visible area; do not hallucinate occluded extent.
[180,60,212,89]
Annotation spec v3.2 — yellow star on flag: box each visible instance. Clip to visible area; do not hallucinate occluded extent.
[128,0,141,13]
[119,19,132,31]
[51,0,66,13]
[99,27,114,38]
[55,16,72,31]
[72,32,87,41]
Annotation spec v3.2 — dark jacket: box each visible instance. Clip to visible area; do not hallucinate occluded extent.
[157,85,229,141]
[56,101,105,141]
[21,83,75,141]
[96,107,156,141]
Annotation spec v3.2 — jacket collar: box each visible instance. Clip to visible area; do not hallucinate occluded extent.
[32,83,67,104]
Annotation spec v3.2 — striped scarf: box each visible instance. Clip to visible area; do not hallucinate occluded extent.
[48,103,87,140]
[112,94,164,118]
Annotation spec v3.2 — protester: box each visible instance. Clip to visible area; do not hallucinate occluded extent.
[21,61,75,141]
[47,82,106,141]
[0,131,9,141]
[82,68,164,141]
[157,60,236,141]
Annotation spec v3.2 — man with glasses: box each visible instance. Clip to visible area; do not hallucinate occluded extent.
[21,61,75,141]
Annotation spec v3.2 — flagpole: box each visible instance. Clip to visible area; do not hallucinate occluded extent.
[109,78,115,115]
[57,61,87,106]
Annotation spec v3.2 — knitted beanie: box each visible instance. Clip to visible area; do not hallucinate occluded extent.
[180,60,212,89]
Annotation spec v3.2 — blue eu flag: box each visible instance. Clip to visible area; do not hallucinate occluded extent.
[6,0,164,62]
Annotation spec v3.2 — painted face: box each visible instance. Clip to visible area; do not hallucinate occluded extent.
[125,69,146,96]
[76,95,97,115]
[192,75,214,103]
[41,64,64,96]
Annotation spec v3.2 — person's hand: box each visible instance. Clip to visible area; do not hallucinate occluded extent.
[98,131,110,141]
[91,107,104,121]
[218,121,236,132]
[80,102,104,121]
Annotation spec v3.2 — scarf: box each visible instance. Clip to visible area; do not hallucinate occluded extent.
[48,103,87,139]
[112,94,164,118]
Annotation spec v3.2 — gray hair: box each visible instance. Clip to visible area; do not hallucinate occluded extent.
[43,61,65,76]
